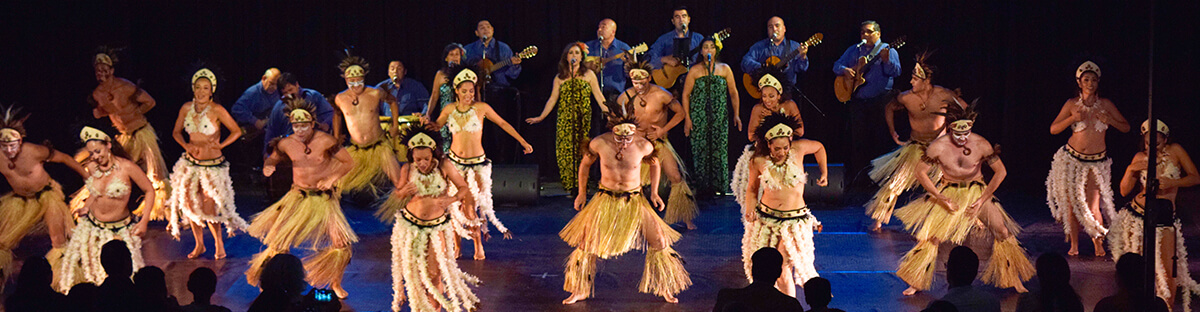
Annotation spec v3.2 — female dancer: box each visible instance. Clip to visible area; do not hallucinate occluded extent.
[1047,61,1129,256]
[389,121,481,312]
[527,42,607,193]
[731,73,801,210]
[1110,120,1200,309]
[682,38,740,198]
[435,68,533,260]
[167,68,249,259]
[425,44,466,153]
[58,127,156,292]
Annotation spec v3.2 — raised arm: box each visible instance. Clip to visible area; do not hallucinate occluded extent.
[1120,154,1146,197]
[1049,100,1078,135]
[132,86,157,115]
[46,146,88,178]
[799,140,828,186]
[481,104,533,154]
[528,76,563,124]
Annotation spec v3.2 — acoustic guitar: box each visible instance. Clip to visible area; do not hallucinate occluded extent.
[477,46,539,87]
[651,28,731,88]
[584,43,647,72]
[833,36,905,102]
[741,33,823,99]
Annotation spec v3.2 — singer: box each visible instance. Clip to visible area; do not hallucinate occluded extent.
[425,43,467,154]
[832,20,901,183]
[647,7,703,72]
[682,38,740,201]
[586,19,633,98]
[527,43,608,193]
[741,16,810,87]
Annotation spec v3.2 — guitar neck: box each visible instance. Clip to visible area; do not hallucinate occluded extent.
[489,60,513,72]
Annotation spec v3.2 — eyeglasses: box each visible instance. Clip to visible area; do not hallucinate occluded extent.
[861,29,878,34]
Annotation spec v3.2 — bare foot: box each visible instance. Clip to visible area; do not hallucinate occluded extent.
[188,246,206,259]
[1067,245,1079,257]
[870,222,882,232]
[1092,237,1107,257]
[562,292,589,304]
[474,244,486,261]
[662,294,679,303]
[1014,283,1028,293]
[333,285,349,299]
[214,245,226,260]
[902,287,918,296]
[685,221,697,230]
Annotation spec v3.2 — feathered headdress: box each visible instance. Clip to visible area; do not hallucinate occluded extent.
[912,50,937,80]
[625,59,652,81]
[936,97,980,132]
[283,96,317,124]
[751,66,790,99]
[754,111,802,142]
[93,46,123,67]
[605,97,639,135]
[0,105,29,143]
[398,119,443,152]
[339,53,370,79]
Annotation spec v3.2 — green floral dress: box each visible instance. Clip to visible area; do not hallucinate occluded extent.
[438,83,454,154]
[556,78,592,191]
[688,72,730,195]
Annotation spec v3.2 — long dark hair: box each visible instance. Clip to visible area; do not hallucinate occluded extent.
[557,42,589,80]
[439,43,465,75]
[692,38,721,65]
[753,112,801,157]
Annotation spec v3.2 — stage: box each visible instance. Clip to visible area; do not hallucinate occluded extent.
[4,178,1199,312]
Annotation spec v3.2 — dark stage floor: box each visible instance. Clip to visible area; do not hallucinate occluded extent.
[4,181,1200,312]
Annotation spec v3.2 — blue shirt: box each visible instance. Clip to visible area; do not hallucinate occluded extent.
[585,38,632,94]
[464,39,522,88]
[263,88,334,155]
[741,39,810,86]
[230,82,280,125]
[374,78,430,116]
[647,30,704,69]
[832,39,901,100]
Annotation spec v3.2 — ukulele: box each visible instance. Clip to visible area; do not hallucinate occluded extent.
[584,43,647,72]
[833,36,906,102]
[741,33,823,99]
[651,28,731,88]
[477,46,539,87]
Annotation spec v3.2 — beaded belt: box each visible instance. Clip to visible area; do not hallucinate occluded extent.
[599,188,642,200]
[400,208,450,228]
[86,215,134,233]
[184,153,227,167]
[448,152,489,166]
[756,203,812,220]
[1063,145,1107,162]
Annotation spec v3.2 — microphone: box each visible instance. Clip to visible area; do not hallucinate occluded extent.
[599,35,605,41]
[707,53,713,61]
[682,22,689,32]
[771,32,779,40]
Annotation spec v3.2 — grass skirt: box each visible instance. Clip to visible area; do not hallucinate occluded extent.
[1045,145,1115,239]
[563,245,691,297]
[893,181,1020,244]
[741,203,820,285]
[245,188,359,287]
[56,216,143,292]
[1109,203,1200,310]
[866,142,940,225]
[339,139,400,196]
[641,139,696,225]
[391,209,480,312]
[560,189,681,258]
[166,154,248,238]
[448,154,508,235]
[118,124,170,221]
[0,182,72,274]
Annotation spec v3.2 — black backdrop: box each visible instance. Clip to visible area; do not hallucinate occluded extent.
[0,0,1196,203]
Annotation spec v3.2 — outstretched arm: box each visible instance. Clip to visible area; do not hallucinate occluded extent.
[528,77,562,124]
[47,147,89,178]
[482,104,532,154]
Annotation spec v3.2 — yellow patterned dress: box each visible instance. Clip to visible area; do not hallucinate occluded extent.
[555,78,591,191]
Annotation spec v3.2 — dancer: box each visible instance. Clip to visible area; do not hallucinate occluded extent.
[526,42,607,193]
[425,44,466,153]
[434,68,532,260]
[865,53,965,231]
[388,121,481,312]
[57,127,155,292]
[88,47,169,220]
[1047,61,1130,256]
[167,68,249,259]
[731,73,802,210]
[561,102,690,304]
[894,101,1033,295]
[0,106,87,282]
[1109,120,1200,309]
[331,55,404,198]
[620,60,697,230]
[741,112,827,297]
[682,37,740,197]
[246,97,357,298]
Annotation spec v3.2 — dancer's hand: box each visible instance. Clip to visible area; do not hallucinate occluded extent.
[683,119,693,137]
[73,205,90,218]
[525,116,545,124]
[733,118,743,131]
[316,178,337,190]
[936,194,958,212]
[969,195,990,213]
[521,142,534,154]
[817,175,829,187]
[573,194,587,211]
[502,231,513,239]
[132,222,148,237]
[743,210,758,222]
[262,165,276,177]
[647,125,666,141]
[1128,156,1149,172]
[389,127,400,139]
[816,224,824,233]
[396,183,418,198]
[650,194,666,211]
[891,131,906,146]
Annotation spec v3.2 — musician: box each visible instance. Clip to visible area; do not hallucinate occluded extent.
[647,6,704,87]
[831,20,901,182]
[585,19,632,97]
[741,16,809,86]
[232,68,282,133]
[375,61,430,117]
[464,20,524,164]
[262,72,334,156]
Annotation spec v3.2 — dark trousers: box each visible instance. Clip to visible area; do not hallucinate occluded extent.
[845,93,892,188]
[482,86,523,164]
